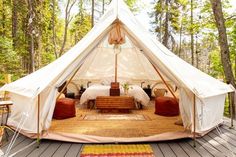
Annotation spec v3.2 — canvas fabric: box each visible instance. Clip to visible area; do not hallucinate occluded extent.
[0,0,234,135]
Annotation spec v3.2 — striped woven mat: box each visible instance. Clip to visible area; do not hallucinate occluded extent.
[81,144,154,157]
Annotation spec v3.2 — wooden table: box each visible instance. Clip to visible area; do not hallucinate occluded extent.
[96,96,135,112]
[0,100,13,141]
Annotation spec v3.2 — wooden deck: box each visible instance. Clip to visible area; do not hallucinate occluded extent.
[0,120,236,157]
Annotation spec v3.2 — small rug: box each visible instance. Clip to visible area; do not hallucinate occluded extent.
[83,114,148,121]
[81,144,154,157]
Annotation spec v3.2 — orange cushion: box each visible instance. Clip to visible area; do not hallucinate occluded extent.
[155,96,179,116]
[53,98,76,119]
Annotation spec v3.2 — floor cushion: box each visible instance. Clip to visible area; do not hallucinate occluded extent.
[155,96,179,116]
[53,98,76,119]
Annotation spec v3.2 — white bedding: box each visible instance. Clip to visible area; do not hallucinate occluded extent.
[80,84,150,106]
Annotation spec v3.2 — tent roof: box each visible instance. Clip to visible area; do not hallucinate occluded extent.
[73,35,162,82]
[0,0,234,98]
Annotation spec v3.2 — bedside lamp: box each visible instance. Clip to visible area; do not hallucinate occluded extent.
[141,81,145,88]
[87,81,92,88]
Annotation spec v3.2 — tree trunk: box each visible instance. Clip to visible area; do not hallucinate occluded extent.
[210,0,236,119]
[91,0,94,27]
[36,31,42,69]
[178,20,183,57]
[190,0,194,66]
[27,0,35,73]
[102,0,105,14]
[59,13,69,56]
[79,0,84,25]
[1,0,6,36]
[159,0,163,41]
[235,55,236,79]
[195,36,199,68]
[12,0,18,48]
[162,0,169,48]
[52,0,58,58]
[59,0,76,56]
[210,0,235,87]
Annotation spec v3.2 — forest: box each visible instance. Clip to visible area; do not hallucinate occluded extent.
[0,0,235,88]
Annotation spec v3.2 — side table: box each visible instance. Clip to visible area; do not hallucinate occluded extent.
[0,101,14,142]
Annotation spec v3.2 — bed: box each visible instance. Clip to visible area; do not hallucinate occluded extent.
[80,84,150,106]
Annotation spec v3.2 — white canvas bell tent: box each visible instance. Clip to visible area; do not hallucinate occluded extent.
[0,0,235,142]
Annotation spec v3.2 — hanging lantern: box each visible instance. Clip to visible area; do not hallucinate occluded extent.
[108,22,126,45]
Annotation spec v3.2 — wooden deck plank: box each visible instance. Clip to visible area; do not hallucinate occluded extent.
[0,131,15,148]
[221,127,236,141]
[150,143,164,157]
[1,134,26,152]
[27,141,51,157]
[39,141,62,157]
[14,140,37,157]
[1,123,236,157]
[52,143,71,157]
[222,119,236,130]
[158,143,177,157]
[7,138,34,157]
[178,141,201,157]
[212,130,236,147]
[187,139,214,157]
[196,138,225,157]
[208,132,236,155]
[168,142,188,157]
[203,135,232,157]
[64,143,82,157]
[222,123,236,131]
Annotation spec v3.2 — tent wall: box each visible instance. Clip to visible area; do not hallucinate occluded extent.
[179,88,193,131]
[37,8,117,132]
[8,93,38,133]
[6,4,116,133]
[118,0,233,98]
[1,0,234,136]
[195,94,226,132]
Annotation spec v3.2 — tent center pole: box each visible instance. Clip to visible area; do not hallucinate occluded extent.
[229,92,234,129]
[115,53,118,82]
[193,94,196,147]
[37,94,40,148]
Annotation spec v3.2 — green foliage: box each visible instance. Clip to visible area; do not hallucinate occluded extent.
[0,37,21,74]
[209,50,224,79]
[124,0,139,12]
[224,96,230,117]
[230,23,236,77]
[150,0,184,49]
[69,11,91,45]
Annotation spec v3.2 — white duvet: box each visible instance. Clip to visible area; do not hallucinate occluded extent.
[80,84,150,106]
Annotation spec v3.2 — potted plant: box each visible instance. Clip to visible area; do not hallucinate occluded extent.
[122,82,132,95]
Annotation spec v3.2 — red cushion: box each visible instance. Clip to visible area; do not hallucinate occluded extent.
[53,98,76,119]
[155,96,179,116]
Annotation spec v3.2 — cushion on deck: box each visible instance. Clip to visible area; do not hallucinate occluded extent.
[155,96,179,116]
[53,98,76,119]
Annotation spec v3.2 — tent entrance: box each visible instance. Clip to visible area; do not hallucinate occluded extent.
[46,101,186,142]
